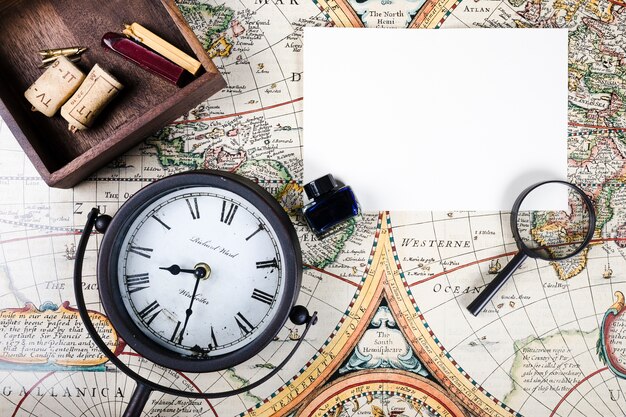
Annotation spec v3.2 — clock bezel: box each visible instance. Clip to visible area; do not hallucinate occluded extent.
[97,170,302,372]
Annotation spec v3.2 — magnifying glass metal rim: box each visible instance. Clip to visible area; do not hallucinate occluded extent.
[510,180,596,261]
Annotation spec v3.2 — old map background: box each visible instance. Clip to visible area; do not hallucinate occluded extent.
[1,0,626,416]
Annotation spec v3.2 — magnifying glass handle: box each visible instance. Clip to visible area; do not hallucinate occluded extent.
[468,252,527,316]
[123,382,153,417]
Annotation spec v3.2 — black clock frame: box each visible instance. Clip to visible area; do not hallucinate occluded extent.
[97,170,302,373]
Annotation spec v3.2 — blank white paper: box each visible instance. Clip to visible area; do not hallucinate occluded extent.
[303,27,568,211]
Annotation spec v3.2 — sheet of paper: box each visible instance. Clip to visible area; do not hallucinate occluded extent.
[303,27,568,211]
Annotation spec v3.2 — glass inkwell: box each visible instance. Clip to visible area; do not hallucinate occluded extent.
[302,174,361,239]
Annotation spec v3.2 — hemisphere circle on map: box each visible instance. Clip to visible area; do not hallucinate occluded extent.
[295,369,467,417]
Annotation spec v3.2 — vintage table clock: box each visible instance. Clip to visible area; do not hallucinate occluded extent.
[73,170,317,417]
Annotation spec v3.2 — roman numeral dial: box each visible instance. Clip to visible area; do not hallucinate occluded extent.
[186,198,200,220]
[128,245,153,259]
[220,200,238,225]
[151,215,171,230]
[171,321,182,343]
[208,326,218,350]
[118,187,286,360]
[138,301,161,326]
[252,288,274,305]
[256,258,278,269]
[246,223,264,241]
[125,273,150,294]
[235,312,254,335]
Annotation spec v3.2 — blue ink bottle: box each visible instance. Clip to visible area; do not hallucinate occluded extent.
[302,174,361,239]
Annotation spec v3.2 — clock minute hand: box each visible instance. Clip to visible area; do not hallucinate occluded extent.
[178,273,202,344]
[176,263,210,344]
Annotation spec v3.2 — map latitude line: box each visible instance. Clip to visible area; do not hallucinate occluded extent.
[10,371,55,417]
[549,367,610,417]
[302,263,360,287]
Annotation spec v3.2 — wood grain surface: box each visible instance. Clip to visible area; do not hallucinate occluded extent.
[0,0,225,188]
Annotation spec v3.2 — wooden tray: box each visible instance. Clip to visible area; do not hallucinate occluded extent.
[0,0,226,188]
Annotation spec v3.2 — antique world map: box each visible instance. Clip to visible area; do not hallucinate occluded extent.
[1,0,626,416]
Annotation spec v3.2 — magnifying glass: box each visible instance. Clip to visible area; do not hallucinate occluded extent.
[467,180,596,317]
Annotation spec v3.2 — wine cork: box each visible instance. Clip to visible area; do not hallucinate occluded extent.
[24,56,85,117]
[61,64,124,133]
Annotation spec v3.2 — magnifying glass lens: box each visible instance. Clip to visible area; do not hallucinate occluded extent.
[516,182,592,260]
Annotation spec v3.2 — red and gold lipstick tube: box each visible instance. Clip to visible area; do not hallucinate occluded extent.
[101,32,193,87]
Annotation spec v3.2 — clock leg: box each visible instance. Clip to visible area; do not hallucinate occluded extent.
[123,382,153,417]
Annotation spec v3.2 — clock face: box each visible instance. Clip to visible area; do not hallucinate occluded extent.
[114,185,287,359]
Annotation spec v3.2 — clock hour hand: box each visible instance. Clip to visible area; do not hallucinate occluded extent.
[160,264,205,277]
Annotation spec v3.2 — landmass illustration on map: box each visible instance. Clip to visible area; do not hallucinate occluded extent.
[0,0,626,416]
